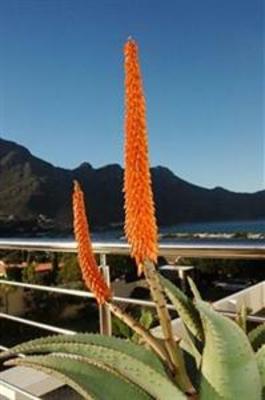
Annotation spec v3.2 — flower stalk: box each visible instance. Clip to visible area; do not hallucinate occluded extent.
[107,301,171,367]
[73,180,111,305]
[124,39,158,273]
[73,180,171,365]
[123,38,193,392]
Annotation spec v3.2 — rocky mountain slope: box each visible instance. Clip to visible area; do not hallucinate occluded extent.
[0,137,264,234]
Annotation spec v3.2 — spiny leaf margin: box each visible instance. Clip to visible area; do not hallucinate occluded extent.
[197,300,262,400]
[7,354,151,400]
[249,324,265,352]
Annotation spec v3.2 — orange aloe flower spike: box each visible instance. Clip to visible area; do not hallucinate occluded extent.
[72,180,111,304]
[123,38,158,272]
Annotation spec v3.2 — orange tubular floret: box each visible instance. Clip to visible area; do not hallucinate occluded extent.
[124,39,158,272]
[72,180,111,304]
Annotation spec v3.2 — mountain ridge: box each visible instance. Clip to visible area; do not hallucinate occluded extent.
[0,136,264,234]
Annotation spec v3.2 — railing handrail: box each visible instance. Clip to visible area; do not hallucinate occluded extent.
[0,237,264,259]
[0,312,76,335]
[0,279,264,324]
[0,278,175,309]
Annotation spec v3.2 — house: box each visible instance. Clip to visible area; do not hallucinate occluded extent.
[0,260,7,278]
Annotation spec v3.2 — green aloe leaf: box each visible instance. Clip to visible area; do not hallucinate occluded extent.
[139,310,153,330]
[179,327,202,368]
[4,336,187,399]
[256,345,265,398]
[7,354,151,400]
[187,277,202,301]
[249,324,265,352]
[132,310,154,344]
[159,274,203,341]
[197,300,262,400]
[112,317,132,339]
[2,333,165,376]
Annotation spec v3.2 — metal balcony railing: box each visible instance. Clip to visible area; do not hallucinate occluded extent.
[0,237,264,258]
[0,238,264,399]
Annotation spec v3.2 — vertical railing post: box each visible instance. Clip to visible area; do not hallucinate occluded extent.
[178,268,186,293]
[99,253,112,336]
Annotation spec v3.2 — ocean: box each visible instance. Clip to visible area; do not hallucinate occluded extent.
[160,219,265,235]
[90,219,265,241]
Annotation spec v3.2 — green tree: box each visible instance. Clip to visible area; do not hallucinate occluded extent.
[57,254,83,289]
[21,262,38,284]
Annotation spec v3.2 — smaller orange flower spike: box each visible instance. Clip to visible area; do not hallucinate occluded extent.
[124,38,158,273]
[72,180,111,304]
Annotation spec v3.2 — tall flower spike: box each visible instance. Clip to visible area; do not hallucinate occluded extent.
[72,180,111,304]
[124,38,158,273]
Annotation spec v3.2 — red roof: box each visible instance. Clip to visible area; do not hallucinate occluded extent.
[35,263,53,272]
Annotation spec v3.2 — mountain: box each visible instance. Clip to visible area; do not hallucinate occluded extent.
[0,137,264,234]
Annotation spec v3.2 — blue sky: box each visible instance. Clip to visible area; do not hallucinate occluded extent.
[0,0,263,193]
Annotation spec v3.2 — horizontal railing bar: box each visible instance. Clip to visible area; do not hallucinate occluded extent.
[215,310,265,323]
[0,345,9,352]
[0,280,264,323]
[0,278,176,307]
[112,294,174,310]
[0,312,76,335]
[0,379,41,400]
[0,238,264,259]
[0,280,96,299]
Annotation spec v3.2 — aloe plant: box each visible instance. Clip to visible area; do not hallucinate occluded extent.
[1,277,264,399]
[2,333,186,400]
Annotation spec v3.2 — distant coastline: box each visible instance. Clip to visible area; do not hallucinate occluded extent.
[161,219,265,234]
[0,219,264,240]
[89,219,265,242]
